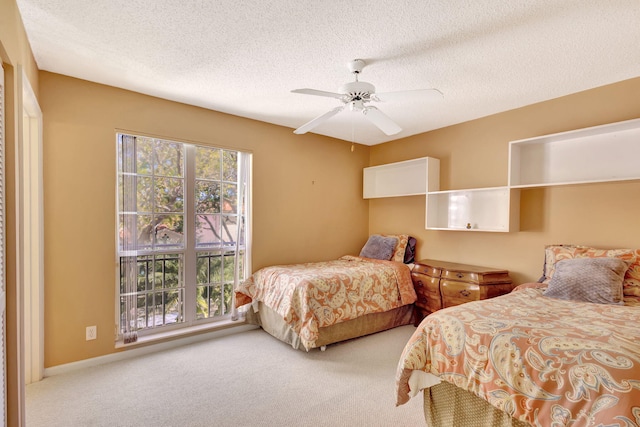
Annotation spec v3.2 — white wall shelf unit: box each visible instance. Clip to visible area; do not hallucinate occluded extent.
[363,157,439,199]
[509,118,640,188]
[426,187,520,232]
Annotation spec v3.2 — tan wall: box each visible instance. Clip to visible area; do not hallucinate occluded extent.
[369,77,640,285]
[39,72,370,366]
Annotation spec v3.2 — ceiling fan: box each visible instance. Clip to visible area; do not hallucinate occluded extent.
[291,59,442,136]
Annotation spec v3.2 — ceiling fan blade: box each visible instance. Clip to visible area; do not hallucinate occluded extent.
[291,88,345,100]
[362,106,402,135]
[372,88,443,102]
[294,106,345,134]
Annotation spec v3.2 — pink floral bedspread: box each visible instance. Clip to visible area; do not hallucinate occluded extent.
[396,284,640,426]
[235,255,416,349]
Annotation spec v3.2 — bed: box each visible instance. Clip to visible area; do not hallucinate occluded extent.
[235,234,418,351]
[395,245,640,426]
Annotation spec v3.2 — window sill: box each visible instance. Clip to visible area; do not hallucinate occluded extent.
[115,317,253,349]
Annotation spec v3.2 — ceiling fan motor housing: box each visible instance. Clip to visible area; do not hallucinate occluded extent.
[340,81,375,101]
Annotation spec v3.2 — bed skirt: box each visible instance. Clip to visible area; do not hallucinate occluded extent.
[245,302,415,351]
[423,381,530,427]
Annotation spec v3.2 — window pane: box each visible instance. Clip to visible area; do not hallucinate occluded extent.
[196,214,240,247]
[137,258,149,292]
[136,215,154,250]
[210,253,222,283]
[222,183,237,214]
[136,176,153,212]
[118,214,134,251]
[154,140,183,177]
[199,283,233,317]
[196,252,221,285]
[222,283,233,315]
[153,215,184,249]
[196,252,222,284]
[154,177,184,213]
[195,214,221,246]
[196,285,209,319]
[139,294,150,328]
[118,175,124,212]
[164,290,182,325]
[195,180,220,213]
[136,137,154,176]
[153,259,164,289]
[196,256,208,285]
[210,285,222,316]
[237,250,246,280]
[163,256,181,288]
[196,146,221,180]
[223,253,236,282]
[119,297,126,330]
[222,150,237,181]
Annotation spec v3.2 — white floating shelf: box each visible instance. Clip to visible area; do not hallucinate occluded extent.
[363,157,439,199]
[509,118,640,188]
[426,187,520,232]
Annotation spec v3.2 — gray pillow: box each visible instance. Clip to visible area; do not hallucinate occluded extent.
[543,257,630,305]
[359,235,398,261]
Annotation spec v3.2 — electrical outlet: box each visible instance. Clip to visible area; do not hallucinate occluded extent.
[86,325,97,341]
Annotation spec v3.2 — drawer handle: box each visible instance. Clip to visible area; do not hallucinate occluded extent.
[419,297,428,304]
[460,289,471,297]
[456,273,464,279]
[416,280,424,287]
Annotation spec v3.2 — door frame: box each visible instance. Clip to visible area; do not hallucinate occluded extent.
[16,66,44,385]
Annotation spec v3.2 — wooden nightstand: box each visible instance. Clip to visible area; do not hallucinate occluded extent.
[411,259,514,325]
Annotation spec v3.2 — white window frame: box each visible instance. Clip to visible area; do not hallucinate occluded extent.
[115,133,251,343]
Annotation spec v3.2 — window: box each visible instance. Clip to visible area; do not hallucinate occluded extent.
[116,133,250,342]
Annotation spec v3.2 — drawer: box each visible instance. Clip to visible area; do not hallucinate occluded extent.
[412,264,442,278]
[411,273,440,293]
[441,269,511,285]
[441,280,479,306]
[415,292,441,313]
[415,293,429,308]
[441,270,479,283]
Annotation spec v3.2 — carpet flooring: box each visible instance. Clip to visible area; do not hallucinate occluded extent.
[26,325,425,426]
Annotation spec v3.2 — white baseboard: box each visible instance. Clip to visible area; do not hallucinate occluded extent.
[44,323,258,377]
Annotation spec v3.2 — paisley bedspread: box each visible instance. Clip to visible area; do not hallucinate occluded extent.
[395,284,640,426]
[235,255,416,350]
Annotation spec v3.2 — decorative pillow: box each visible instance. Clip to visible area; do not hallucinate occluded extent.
[380,234,409,263]
[624,295,640,307]
[542,245,640,297]
[543,257,630,305]
[359,235,398,261]
[623,249,640,297]
[404,236,417,264]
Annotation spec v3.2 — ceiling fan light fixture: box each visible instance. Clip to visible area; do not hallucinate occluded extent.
[349,100,364,111]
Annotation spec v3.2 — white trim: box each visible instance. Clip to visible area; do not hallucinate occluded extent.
[1,60,8,427]
[45,323,257,377]
[17,66,44,385]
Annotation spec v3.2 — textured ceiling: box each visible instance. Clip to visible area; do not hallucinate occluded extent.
[15,0,640,146]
